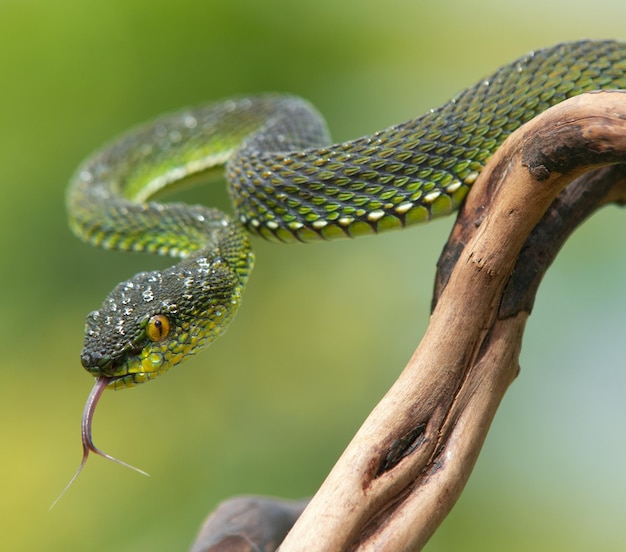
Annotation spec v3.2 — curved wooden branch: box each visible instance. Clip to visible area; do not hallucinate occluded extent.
[190,91,626,551]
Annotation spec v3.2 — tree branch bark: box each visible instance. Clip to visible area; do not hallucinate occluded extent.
[190,91,626,551]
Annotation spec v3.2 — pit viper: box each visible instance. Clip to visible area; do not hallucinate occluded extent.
[61,39,626,493]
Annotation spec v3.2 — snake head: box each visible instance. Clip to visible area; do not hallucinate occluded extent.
[50,254,245,507]
[80,254,243,389]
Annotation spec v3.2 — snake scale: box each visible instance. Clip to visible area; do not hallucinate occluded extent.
[61,39,626,493]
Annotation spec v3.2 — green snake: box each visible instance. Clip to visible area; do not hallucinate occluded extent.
[61,39,626,495]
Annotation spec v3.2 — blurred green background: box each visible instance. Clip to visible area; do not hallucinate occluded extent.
[2,1,626,550]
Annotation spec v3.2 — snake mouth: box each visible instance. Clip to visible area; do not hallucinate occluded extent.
[81,352,168,389]
[80,343,144,378]
[80,354,119,378]
[80,353,109,373]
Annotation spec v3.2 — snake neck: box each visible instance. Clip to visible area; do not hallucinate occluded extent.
[68,181,249,264]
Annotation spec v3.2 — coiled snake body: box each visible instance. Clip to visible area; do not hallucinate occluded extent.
[62,40,626,490]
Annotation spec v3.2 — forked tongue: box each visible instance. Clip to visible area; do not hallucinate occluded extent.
[50,376,149,509]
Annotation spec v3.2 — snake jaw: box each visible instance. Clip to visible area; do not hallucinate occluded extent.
[80,337,145,380]
[50,376,149,509]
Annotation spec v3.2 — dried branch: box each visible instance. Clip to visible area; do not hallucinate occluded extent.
[190,91,626,551]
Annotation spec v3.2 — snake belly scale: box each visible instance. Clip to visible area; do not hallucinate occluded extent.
[63,40,626,488]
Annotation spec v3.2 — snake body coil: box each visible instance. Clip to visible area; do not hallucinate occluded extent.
[63,40,626,490]
[70,39,626,387]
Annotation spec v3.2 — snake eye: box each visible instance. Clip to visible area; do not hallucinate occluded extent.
[146,314,171,342]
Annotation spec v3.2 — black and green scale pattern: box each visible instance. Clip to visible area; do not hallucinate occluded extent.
[227,40,626,242]
[67,40,626,387]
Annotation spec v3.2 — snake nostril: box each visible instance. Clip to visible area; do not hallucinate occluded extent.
[80,352,94,368]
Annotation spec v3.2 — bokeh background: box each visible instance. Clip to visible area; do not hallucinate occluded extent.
[2,1,626,550]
